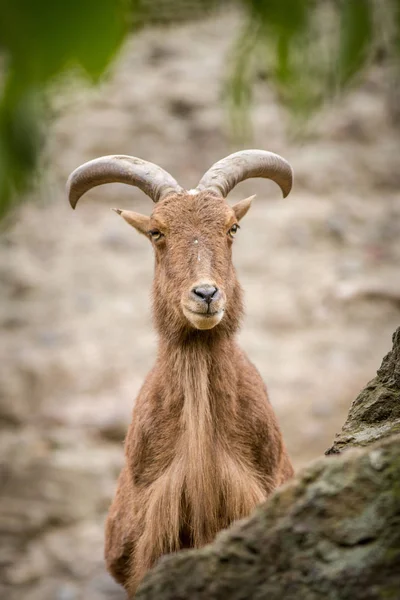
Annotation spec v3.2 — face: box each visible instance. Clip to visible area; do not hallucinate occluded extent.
[115,191,253,334]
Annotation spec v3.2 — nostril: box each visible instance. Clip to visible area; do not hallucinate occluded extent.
[192,285,218,304]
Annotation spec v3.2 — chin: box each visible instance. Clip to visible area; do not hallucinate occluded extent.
[182,307,224,330]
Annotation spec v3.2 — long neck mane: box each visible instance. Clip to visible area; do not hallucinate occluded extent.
[159,333,265,540]
[136,331,267,579]
[158,332,239,439]
[159,334,237,543]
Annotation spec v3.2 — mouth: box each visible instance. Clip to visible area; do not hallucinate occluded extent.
[182,305,225,330]
[185,307,224,318]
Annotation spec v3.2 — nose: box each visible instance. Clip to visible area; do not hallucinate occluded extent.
[192,284,218,304]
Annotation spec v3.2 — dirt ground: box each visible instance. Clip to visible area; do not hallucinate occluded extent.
[1,10,399,600]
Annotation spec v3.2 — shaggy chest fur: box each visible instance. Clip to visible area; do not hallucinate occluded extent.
[135,343,268,575]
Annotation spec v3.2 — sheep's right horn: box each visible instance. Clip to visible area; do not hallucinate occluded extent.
[196,149,293,198]
[67,155,183,208]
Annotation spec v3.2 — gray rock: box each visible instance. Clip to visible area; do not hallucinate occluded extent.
[326,326,400,454]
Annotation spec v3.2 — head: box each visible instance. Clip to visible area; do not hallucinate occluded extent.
[117,190,255,336]
[67,150,293,338]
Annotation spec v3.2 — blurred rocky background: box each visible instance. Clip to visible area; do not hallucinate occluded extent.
[1,1,400,599]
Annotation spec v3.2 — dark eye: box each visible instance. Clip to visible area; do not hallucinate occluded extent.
[149,229,164,242]
[228,223,240,238]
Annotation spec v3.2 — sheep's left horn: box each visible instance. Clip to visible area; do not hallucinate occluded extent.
[67,155,183,208]
[196,149,293,198]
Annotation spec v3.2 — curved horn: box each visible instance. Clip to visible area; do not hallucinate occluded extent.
[196,149,293,198]
[67,155,183,208]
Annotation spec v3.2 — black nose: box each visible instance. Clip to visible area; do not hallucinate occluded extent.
[192,285,218,304]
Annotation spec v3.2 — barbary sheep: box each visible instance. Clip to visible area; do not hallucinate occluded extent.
[67,149,294,597]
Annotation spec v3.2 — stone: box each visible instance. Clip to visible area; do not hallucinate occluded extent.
[326,327,400,454]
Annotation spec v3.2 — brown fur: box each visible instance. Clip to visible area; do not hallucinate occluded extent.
[104,191,294,596]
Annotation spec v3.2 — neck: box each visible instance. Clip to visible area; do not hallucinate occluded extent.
[156,330,239,545]
[156,328,241,463]
[157,328,239,389]
[139,316,268,558]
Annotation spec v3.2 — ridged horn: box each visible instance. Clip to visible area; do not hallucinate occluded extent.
[67,155,183,208]
[196,149,293,198]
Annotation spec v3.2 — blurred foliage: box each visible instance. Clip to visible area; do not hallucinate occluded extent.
[227,0,400,137]
[0,0,400,218]
[0,0,129,219]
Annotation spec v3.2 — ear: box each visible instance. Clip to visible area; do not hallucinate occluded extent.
[232,195,255,222]
[112,208,150,236]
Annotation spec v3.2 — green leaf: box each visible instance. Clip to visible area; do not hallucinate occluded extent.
[0,0,129,218]
[337,0,373,86]
[248,0,309,36]
[0,0,128,84]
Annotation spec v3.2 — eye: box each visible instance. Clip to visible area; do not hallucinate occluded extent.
[148,229,164,242]
[228,223,240,238]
